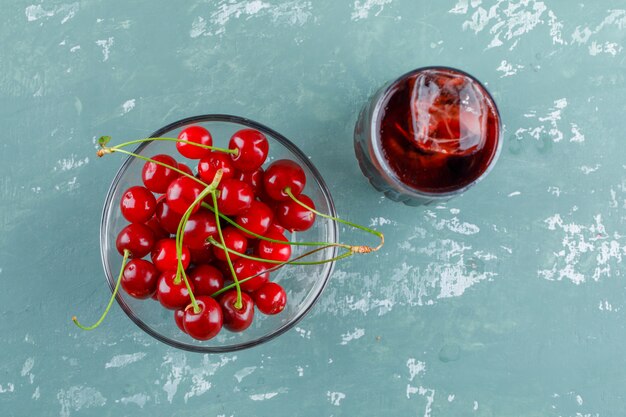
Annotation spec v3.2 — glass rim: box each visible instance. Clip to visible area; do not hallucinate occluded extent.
[369,65,503,199]
[100,114,339,353]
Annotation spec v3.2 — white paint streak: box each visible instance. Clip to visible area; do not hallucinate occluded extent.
[95,37,114,62]
[539,214,625,284]
[496,60,524,77]
[451,0,550,50]
[54,155,89,172]
[448,394,455,402]
[351,0,392,21]
[508,191,521,197]
[32,386,40,400]
[295,326,311,339]
[327,391,346,406]
[118,393,150,408]
[25,3,78,23]
[190,16,207,38]
[105,352,146,369]
[580,164,600,175]
[121,99,136,114]
[0,383,15,394]
[21,358,35,377]
[233,366,256,383]
[516,98,574,143]
[432,217,480,235]
[250,392,279,401]
[57,386,106,417]
[340,328,365,345]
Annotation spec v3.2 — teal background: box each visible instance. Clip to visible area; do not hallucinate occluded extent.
[1,0,625,416]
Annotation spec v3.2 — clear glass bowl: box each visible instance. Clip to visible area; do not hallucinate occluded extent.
[100,115,338,352]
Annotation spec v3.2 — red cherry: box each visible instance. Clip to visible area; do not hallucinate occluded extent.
[120,186,157,224]
[155,196,184,234]
[263,159,306,201]
[121,259,159,299]
[275,194,316,232]
[116,223,155,258]
[183,296,223,340]
[219,290,255,332]
[228,129,269,172]
[188,264,224,296]
[197,153,235,183]
[267,222,286,235]
[188,245,214,264]
[142,154,180,193]
[212,227,247,261]
[253,282,287,315]
[235,201,273,238]
[145,214,169,240]
[177,163,194,177]
[151,238,190,272]
[233,258,269,292]
[174,309,186,333]
[166,176,203,215]
[236,168,264,196]
[157,271,194,310]
[216,179,254,216]
[256,230,291,266]
[182,210,218,250]
[177,125,213,159]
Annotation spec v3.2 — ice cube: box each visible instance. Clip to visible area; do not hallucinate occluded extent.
[410,69,488,156]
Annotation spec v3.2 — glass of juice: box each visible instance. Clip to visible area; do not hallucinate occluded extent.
[354,66,502,206]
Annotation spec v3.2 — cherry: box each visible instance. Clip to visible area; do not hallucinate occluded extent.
[166,176,203,215]
[267,222,286,235]
[116,223,155,258]
[197,153,235,183]
[145,214,169,241]
[120,186,157,224]
[228,129,269,172]
[182,210,218,250]
[183,296,223,340]
[253,282,287,315]
[174,309,186,333]
[155,196,184,234]
[212,227,247,261]
[233,258,269,292]
[188,245,214,264]
[275,194,316,232]
[256,230,291,266]
[142,154,180,193]
[236,168,264,196]
[219,290,255,332]
[177,163,194,177]
[157,271,194,310]
[188,264,224,296]
[121,259,159,299]
[263,159,306,201]
[177,125,212,159]
[151,238,190,272]
[235,201,273,238]
[216,179,254,216]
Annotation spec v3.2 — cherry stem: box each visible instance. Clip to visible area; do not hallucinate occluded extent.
[174,170,224,313]
[207,237,351,266]
[209,244,351,298]
[72,249,130,331]
[109,137,238,156]
[199,202,351,250]
[284,188,385,254]
[210,190,243,310]
[105,148,210,189]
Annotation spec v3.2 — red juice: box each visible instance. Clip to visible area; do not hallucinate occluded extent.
[378,67,500,193]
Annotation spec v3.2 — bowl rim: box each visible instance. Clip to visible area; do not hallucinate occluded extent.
[100,114,338,353]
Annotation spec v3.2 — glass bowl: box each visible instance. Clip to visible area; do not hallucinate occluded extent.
[100,115,338,352]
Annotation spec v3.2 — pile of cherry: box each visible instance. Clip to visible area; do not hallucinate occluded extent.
[114,126,317,341]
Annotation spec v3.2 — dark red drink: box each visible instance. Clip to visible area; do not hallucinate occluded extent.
[354,67,501,205]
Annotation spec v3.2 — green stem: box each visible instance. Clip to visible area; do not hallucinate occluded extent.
[72,249,130,330]
[199,202,351,250]
[210,244,350,298]
[211,191,243,309]
[111,137,238,155]
[207,237,350,266]
[285,188,384,253]
[173,170,224,313]
[108,148,210,189]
